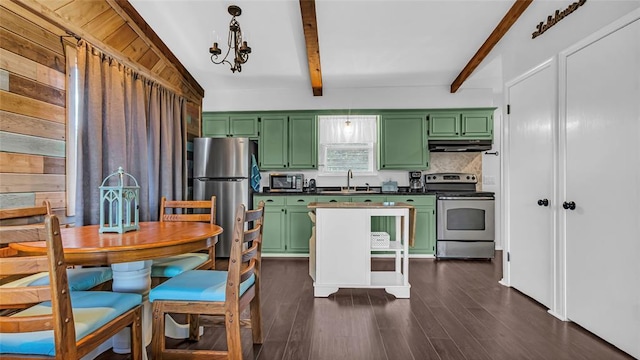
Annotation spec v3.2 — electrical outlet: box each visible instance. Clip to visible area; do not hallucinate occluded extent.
[483,176,496,185]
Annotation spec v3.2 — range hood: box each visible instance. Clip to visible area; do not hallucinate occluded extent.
[428,139,492,152]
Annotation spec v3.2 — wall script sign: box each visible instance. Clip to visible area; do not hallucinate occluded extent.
[532,0,587,39]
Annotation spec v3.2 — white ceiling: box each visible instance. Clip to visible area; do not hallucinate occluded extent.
[129,0,516,97]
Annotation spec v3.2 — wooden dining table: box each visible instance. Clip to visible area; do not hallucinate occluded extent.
[10,221,223,359]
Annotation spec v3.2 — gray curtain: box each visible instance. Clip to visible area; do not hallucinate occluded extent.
[75,41,184,225]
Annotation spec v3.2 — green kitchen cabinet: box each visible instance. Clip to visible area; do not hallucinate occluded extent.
[386,195,436,255]
[379,113,429,170]
[255,195,316,254]
[229,115,259,138]
[256,196,286,252]
[259,115,289,169]
[461,111,493,138]
[257,194,436,255]
[288,115,317,169]
[259,115,317,170]
[286,196,317,253]
[316,196,349,203]
[202,114,229,137]
[202,113,259,138]
[428,110,493,139]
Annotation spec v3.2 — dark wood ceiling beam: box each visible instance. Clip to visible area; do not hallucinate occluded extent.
[450,0,533,93]
[299,0,323,96]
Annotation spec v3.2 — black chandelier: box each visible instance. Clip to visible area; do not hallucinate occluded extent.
[209,5,251,73]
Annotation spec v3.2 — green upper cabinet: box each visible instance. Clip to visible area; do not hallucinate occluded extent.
[288,115,317,169]
[379,113,429,170]
[461,111,493,138]
[428,109,493,140]
[202,114,229,137]
[229,115,259,138]
[259,114,317,170]
[202,113,259,138]
[259,115,289,169]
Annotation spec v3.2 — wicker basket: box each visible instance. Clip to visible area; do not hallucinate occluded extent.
[371,232,390,249]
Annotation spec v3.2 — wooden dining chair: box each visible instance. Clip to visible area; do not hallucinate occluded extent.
[149,201,265,360]
[0,212,143,359]
[151,196,217,281]
[0,202,112,293]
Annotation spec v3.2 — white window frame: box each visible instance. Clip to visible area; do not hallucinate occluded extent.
[317,115,378,176]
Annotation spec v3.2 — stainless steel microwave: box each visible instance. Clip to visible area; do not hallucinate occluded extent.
[269,173,304,192]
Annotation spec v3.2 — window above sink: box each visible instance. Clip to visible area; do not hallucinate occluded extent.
[317,115,378,176]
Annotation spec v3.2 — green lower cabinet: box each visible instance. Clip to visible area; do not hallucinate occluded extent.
[255,197,286,252]
[256,194,435,255]
[411,207,436,254]
[255,195,316,254]
[386,195,436,255]
[288,206,313,253]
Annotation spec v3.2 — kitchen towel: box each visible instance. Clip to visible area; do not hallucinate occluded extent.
[251,154,261,192]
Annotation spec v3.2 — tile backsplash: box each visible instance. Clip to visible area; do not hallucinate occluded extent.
[259,152,482,191]
[428,152,483,190]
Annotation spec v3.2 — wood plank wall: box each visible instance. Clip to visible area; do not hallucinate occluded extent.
[0,3,69,222]
[0,1,203,222]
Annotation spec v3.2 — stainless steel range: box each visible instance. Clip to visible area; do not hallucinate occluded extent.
[425,173,495,259]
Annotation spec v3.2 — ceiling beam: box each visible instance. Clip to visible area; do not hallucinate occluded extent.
[450,0,533,93]
[299,0,323,96]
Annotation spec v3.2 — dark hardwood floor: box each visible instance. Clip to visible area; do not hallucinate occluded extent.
[99,252,633,360]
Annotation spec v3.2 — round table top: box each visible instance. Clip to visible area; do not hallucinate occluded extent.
[10,221,223,266]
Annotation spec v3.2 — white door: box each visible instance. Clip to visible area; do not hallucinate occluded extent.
[505,60,555,309]
[563,17,640,358]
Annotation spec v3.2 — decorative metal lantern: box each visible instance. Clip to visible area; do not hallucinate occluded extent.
[99,167,140,233]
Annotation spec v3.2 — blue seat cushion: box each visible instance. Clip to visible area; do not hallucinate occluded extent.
[0,291,142,356]
[151,253,209,277]
[0,267,112,291]
[149,270,255,303]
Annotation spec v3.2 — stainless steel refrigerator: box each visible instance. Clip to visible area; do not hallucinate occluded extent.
[193,137,257,257]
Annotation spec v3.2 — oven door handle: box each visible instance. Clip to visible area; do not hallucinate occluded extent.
[438,196,495,200]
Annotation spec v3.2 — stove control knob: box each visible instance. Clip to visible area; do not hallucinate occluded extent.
[472,176,476,180]
[562,201,576,210]
[466,176,470,179]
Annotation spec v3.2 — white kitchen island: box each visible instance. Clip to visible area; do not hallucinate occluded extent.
[308,202,413,298]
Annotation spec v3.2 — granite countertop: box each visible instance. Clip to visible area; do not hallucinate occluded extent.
[256,187,437,196]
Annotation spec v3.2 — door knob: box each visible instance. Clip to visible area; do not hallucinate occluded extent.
[562,201,576,210]
[537,199,549,207]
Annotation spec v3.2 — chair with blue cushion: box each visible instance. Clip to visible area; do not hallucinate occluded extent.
[0,212,143,359]
[150,201,265,360]
[0,202,112,296]
[151,196,217,281]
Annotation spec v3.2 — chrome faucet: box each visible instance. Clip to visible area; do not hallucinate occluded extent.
[347,169,353,191]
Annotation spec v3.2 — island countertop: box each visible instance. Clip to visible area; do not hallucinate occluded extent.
[307,201,415,209]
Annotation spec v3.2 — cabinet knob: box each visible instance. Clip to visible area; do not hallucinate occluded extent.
[537,199,549,207]
[562,201,576,210]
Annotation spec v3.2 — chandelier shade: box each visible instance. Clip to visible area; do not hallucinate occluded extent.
[209,5,251,73]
